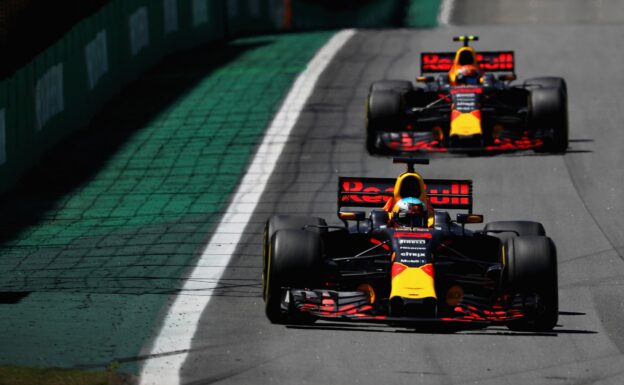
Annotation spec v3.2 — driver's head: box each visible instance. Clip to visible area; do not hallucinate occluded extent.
[392,198,427,228]
[454,64,481,85]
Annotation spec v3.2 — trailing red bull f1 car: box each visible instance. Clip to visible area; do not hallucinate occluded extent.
[262,158,559,331]
[366,35,568,154]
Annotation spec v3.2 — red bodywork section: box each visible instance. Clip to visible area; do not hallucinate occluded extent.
[383,132,544,153]
[293,291,526,326]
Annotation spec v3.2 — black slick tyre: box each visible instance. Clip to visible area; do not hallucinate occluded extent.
[504,236,558,331]
[262,215,326,300]
[525,76,567,95]
[370,80,413,94]
[530,86,568,153]
[366,90,403,154]
[483,220,546,243]
[264,229,322,324]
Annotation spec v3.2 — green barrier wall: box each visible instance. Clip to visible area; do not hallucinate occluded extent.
[405,0,440,28]
[0,0,430,194]
[0,0,229,193]
[227,0,277,35]
[291,0,403,29]
[0,80,8,186]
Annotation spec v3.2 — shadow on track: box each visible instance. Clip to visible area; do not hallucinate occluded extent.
[287,322,598,336]
[283,309,597,336]
[0,276,264,296]
[0,39,268,245]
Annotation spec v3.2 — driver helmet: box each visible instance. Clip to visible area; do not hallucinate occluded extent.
[392,197,428,228]
[454,64,481,85]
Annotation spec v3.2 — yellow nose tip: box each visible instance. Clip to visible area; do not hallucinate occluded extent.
[450,111,482,137]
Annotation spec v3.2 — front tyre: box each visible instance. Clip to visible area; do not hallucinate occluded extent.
[525,76,567,95]
[366,90,403,155]
[530,86,568,153]
[483,220,546,243]
[264,229,322,324]
[262,215,326,299]
[504,236,558,331]
[366,119,381,155]
[370,80,413,94]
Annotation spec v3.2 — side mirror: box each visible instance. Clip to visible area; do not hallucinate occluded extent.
[338,211,366,221]
[456,213,484,224]
[417,76,434,83]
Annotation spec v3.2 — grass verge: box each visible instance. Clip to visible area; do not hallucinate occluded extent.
[0,364,135,385]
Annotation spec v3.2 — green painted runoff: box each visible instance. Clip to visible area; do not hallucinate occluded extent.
[0,31,331,374]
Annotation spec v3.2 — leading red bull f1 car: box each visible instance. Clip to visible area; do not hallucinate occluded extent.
[366,36,568,154]
[262,158,559,331]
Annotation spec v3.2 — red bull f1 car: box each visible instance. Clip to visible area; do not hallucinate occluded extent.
[262,158,559,331]
[365,36,568,154]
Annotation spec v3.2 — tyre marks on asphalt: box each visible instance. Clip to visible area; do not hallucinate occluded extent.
[180,24,624,384]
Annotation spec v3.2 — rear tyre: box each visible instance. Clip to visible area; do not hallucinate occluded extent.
[530,86,568,153]
[483,220,546,243]
[263,215,326,300]
[265,229,322,324]
[504,236,558,331]
[366,90,403,154]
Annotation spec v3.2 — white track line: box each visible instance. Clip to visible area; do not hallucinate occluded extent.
[438,0,455,26]
[138,29,356,385]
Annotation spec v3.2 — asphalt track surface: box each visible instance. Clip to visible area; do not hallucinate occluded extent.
[178,4,624,385]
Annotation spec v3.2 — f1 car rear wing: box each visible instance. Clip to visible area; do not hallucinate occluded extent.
[338,177,473,213]
[421,51,515,74]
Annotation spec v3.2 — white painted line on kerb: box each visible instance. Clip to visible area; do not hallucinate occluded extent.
[438,0,455,26]
[138,28,356,385]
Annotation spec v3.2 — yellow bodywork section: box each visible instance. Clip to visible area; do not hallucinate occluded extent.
[450,111,482,137]
[390,264,437,300]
